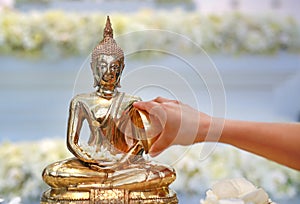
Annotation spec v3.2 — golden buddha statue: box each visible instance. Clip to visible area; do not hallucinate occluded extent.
[41,16,178,204]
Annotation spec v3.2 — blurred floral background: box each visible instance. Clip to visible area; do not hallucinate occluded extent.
[0,0,300,203]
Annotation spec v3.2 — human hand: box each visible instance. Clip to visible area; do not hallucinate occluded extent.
[133,97,211,157]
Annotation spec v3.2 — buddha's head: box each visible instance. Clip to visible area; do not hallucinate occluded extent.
[91,16,124,97]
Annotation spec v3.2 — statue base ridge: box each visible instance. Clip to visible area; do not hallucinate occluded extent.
[41,187,178,204]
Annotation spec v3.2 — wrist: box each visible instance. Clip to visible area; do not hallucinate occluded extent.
[196,114,227,144]
[195,112,211,143]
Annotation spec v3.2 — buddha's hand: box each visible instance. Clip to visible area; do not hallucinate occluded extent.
[74,147,99,164]
[89,163,115,172]
[133,97,211,157]
[79,154,99,164]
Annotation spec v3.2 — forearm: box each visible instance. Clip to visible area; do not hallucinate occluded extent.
[217,120,300,170]
[67,99,97,163]
[133,98,300,170]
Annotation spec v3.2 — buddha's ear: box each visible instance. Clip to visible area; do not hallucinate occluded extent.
[116,60,125,88]
[90,62,100,88]
[116,73,122,88]
[120,57,125,71]
[121,63,125,73]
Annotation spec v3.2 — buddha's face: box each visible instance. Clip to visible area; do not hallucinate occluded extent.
[92,54,124,89]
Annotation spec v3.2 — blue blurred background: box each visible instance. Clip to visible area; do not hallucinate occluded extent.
[0,0,299,203]
[1,0,299,142]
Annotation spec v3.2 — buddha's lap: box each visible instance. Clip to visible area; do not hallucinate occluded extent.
[42,157,175,189]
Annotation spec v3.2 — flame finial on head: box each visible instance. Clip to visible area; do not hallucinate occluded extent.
[103,16,113,39]
[91,16,124,65]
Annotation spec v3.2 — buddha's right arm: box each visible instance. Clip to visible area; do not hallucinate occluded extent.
[67,98,97,163]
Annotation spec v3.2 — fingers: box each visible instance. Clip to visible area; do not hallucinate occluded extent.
[133,97,167,112]
[133,97,181,157]
[133,100,167,123]
[133,100,158,112]
[153,96,172,103]
[154,96,180,104]
[133,97,180,112]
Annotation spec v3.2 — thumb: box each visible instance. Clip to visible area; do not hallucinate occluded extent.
[148,131,170,157]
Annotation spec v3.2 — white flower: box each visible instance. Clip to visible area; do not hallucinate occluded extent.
[0,11,299,56]
[8,197,21,204]
[244,31,268,52]
[201,178,269,204]
[1,138,300,202]
[80,143,123,162]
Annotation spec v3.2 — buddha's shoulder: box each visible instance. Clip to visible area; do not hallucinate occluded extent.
[122,92,141,102]
[70,92,141,104]
[70,93,98,104]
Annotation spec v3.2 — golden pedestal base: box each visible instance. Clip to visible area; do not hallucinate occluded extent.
[41,187,178,204]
